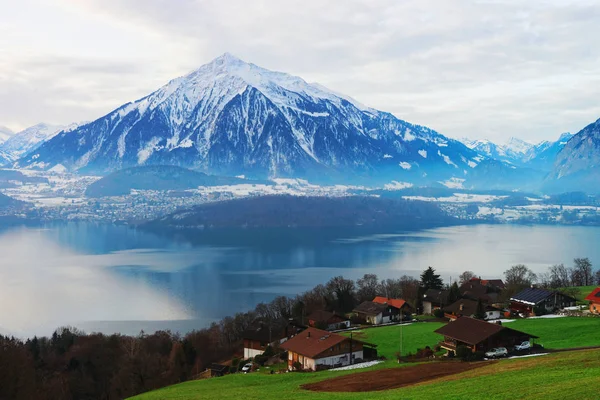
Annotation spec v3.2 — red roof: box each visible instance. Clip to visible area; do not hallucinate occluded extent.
[373,296,407,309]
[584,287,600,302]
[280,328,349,358]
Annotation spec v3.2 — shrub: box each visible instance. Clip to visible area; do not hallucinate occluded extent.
[433,309,445,318]
[292,361,302,371]
[263,345,275,358]
[254,354,268,366]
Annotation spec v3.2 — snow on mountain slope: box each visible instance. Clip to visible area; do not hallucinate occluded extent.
[0,123,71,162]
[17,53,481,185]
[0,126,13,144]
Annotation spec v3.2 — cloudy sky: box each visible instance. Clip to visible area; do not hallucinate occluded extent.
[1,0,599,143]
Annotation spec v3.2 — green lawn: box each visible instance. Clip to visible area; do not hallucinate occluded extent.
[341,322,445,359]
[130,349,600,400]
[508,317,600,349]
[564,285,597,301]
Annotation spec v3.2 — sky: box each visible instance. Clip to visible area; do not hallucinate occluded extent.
[1,0,599,143]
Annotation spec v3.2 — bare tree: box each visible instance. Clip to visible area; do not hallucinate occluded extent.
[356,274,380,302]
[595,269,600,285]
[458,271,476,286]
[548,264,570,288]
[573,258,593,286]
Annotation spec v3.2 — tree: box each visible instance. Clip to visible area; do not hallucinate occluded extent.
[474,299,486,320]
[356,274,380,303]
[573,258,593,286]
[458,271,476,286]
[447,282,461,304]
[420,267,443,290]
[596,269,600,285]
[504,265,536,288]
[325,276,356,313]
[548,264,570,288]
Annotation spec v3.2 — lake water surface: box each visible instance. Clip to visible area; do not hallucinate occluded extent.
[1,222,598,337]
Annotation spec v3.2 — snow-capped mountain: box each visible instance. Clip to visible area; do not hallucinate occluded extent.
[0,123,81,163]
[17,53,482,185]
[461,137,534,166]
[524,132,573,171]
[462,134,573,172]
[0,126,13,144]
[545,119,600,193]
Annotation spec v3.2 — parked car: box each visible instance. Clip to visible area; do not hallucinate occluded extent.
[485,347,508,358]
[514,341,531,351]
[241,363,253,373]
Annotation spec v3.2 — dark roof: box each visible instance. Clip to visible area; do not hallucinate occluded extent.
[443,299,500,316]
[423,289,449,304]
[353,301,398,316]
[469,277,506,290]
[281,327,373,358]
[242,320,305,342]
[510,288,577,305]
[434,317,538,345]
[585,287,600,302]
[307,310,346,323]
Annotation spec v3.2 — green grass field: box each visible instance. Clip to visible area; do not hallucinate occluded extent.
[508,317,600,349]
[130,349,600,400]
[566,285,596,301]
[341,322,445,359]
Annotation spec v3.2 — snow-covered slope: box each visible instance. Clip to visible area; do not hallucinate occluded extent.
[0,123,83,162]
[17,53,481,185]
[461,137,534,166]
[0,126,13,144]
[462,134,572,172]
[544,119,600,193]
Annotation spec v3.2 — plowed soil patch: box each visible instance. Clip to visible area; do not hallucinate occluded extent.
[302,361,491,392]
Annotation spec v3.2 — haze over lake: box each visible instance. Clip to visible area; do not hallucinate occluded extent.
[2,222,599,337]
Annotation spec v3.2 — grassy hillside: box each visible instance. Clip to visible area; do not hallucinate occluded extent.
[130,349,600,400]
[509,317,600,349]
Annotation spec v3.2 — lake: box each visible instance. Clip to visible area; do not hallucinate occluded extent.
[1,222,599,337]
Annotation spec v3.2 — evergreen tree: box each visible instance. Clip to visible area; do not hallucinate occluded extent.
[447,282,461,304]
[420,266,443,290]
[474,298,486,320]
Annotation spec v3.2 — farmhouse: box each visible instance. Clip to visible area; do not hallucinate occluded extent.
[242,320,305,359]
[307,310,350,331]
[584,287,600,314]
[372,296,412,319]
[510,287,577,316]
[281,327,375,371]
[443,299,502,321]
[422,289,449,314]
[459,280,501,303]
[435,316,538,353]
[353,301,400,325]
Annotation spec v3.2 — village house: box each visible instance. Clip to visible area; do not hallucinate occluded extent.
[459,279,502,304]
[372,296,413,320]
[422,289,449,314]
[280,327,376,371]
[584,287,600,314]
[443,299,502,321]
[242,320,305,359]
[509,287,577,316]
[307,310,350,331]
[353,301,400,325]
[435,316,538,353]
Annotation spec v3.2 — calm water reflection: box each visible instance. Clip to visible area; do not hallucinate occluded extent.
[1,222,598,337]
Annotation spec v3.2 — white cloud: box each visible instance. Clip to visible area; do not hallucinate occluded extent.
[1,0,599,142]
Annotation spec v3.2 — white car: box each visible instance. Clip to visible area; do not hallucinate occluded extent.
[485,347,508,358]
[241,363,253,373]
[514,341,531,351]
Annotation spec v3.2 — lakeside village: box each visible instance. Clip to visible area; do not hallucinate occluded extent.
[203,263,600,378]
[2,170,600,225]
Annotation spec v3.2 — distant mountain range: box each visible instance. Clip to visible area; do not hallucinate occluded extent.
[0,123,83,165]
[460,133,573,171]
[15,53,483,186]
[0,126,13,143]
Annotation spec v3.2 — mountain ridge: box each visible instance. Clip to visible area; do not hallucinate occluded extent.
[16,53,482,186]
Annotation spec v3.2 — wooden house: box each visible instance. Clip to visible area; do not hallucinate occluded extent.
[584,287,600,314]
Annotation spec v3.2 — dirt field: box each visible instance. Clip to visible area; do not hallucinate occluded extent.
[302,361,491,392]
